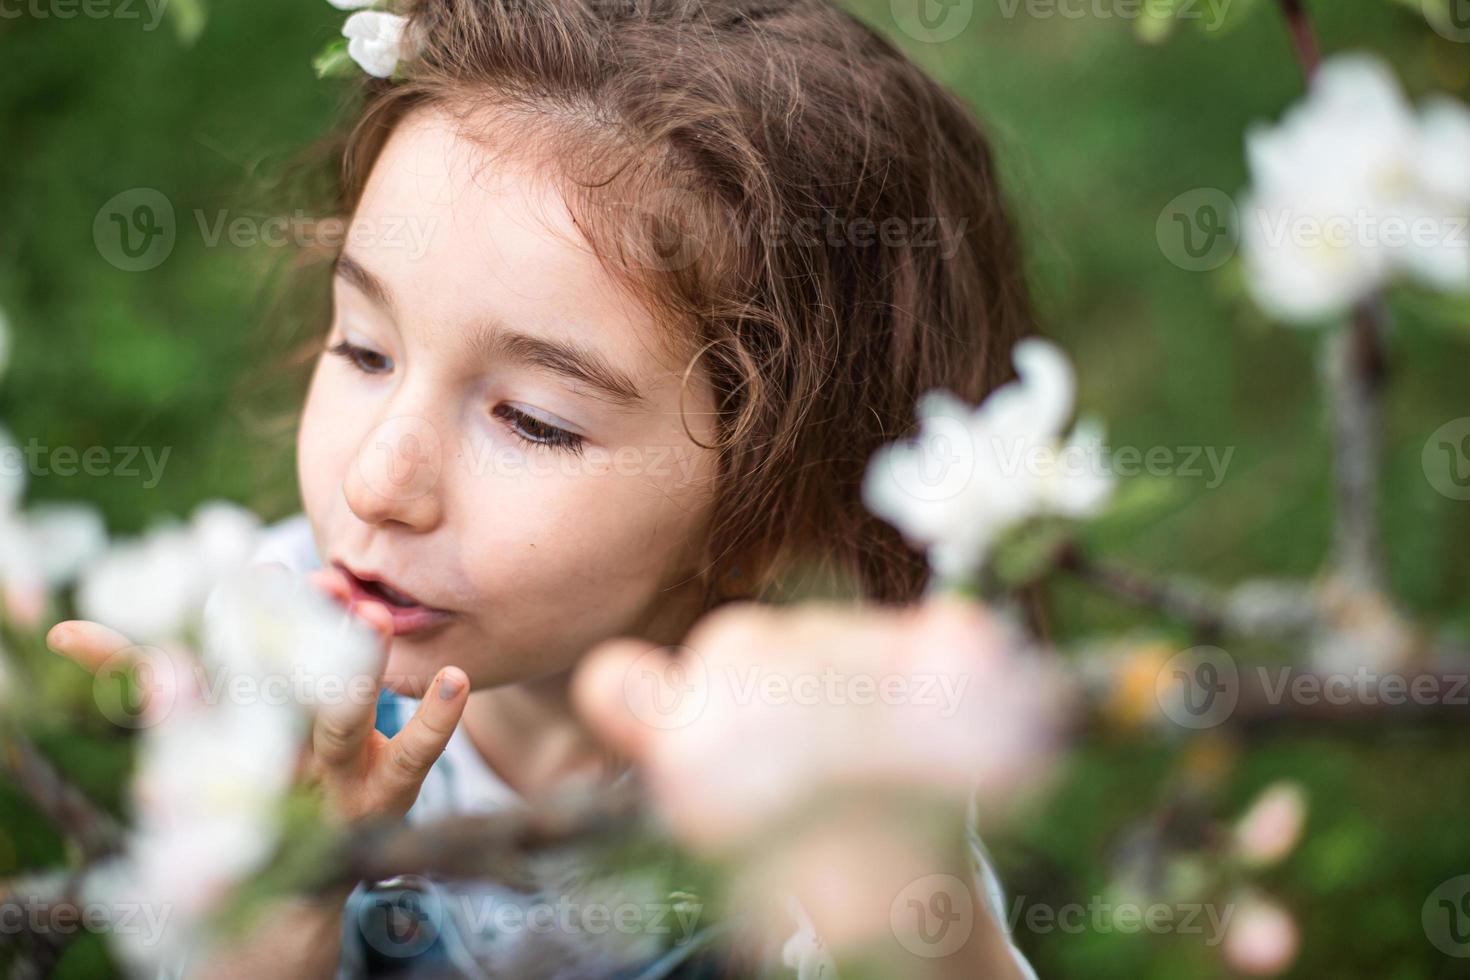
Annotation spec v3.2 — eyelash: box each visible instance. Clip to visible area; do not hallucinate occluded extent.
[329,340,585,455]
[493,405,586,455]
[328,340,392,375]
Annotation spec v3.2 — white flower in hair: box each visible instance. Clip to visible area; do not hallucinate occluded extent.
[327,0,378,8]
[342,10,411,79]
[863,338,1113,582]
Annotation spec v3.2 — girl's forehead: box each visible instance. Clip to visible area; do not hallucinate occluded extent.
[359,111,588,274]
[346,110,710,404]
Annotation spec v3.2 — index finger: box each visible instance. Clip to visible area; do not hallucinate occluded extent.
[312,599,394,767]
[46,620,138,674]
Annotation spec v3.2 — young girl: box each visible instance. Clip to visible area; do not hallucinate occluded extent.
[52,0,1036,976]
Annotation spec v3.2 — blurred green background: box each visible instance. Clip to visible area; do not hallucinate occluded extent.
[2,0,1468,977]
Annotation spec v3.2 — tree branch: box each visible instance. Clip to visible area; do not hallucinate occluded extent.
[1275,0,1321,80]
[1326,299,1389,594]
[0,724,123,864]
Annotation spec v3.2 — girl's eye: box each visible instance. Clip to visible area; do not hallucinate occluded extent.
[328,340,393,375]
[493,404,585,454]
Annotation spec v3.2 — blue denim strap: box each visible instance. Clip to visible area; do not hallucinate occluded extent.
[374,687,405,739]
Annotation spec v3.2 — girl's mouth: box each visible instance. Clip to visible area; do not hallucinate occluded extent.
[335,563,453,637]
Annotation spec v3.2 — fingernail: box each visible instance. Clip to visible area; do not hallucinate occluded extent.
[438,671,462,701]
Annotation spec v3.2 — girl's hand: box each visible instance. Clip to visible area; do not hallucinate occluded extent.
[297,565,470,822]
[46,565,470,825]
[574,597,1061,849]
[572,599,1058,977]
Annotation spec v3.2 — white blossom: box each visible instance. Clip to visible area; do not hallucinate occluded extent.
[189,499,262,581]
[130,702,300,879]
[21,501,107,587]
[0,425,22,512]
[342,10,410,79]
[77,525,203,642]
[327,0,378,9]
[863,338,1114,582]
[0,428,107,620]
[0,428,45,622]
[1240,54,1470,323]
[76,501,261,643]
[96,700,303,972]
[201,564,380,707]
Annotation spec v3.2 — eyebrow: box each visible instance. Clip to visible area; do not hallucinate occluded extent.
[334,252,645,406]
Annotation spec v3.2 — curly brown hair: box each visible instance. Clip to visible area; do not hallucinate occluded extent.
[308,0,1031,605]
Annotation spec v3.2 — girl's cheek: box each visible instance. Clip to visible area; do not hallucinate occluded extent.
[297,368,361,520]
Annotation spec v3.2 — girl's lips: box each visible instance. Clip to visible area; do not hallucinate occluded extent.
[336,564,453,636]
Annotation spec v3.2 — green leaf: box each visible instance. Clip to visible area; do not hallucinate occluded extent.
[167,0,207,47]
[1389,283,1470,335]
[1088,475,1187,532]
[313,39,356,81]
[992,520,1071,589]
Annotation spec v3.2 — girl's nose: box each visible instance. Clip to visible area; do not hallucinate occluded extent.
[342,413,446,531]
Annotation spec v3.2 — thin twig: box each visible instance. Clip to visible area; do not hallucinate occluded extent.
[0,873,81,980]
[1057,542,1231,639]
[0,724,123,863]
[1275,0,1321,80]
[1327,299,1389,593]
[301,779,646,898]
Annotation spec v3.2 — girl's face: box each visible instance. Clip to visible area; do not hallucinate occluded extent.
[298,109,718,694]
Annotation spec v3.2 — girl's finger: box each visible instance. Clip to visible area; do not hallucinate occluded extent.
[312,602,393,768]
[349,599,394,644]
[312,677,383,768]
[45,620,139,674]
[377,667,468,799]
[308,565,353,607]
